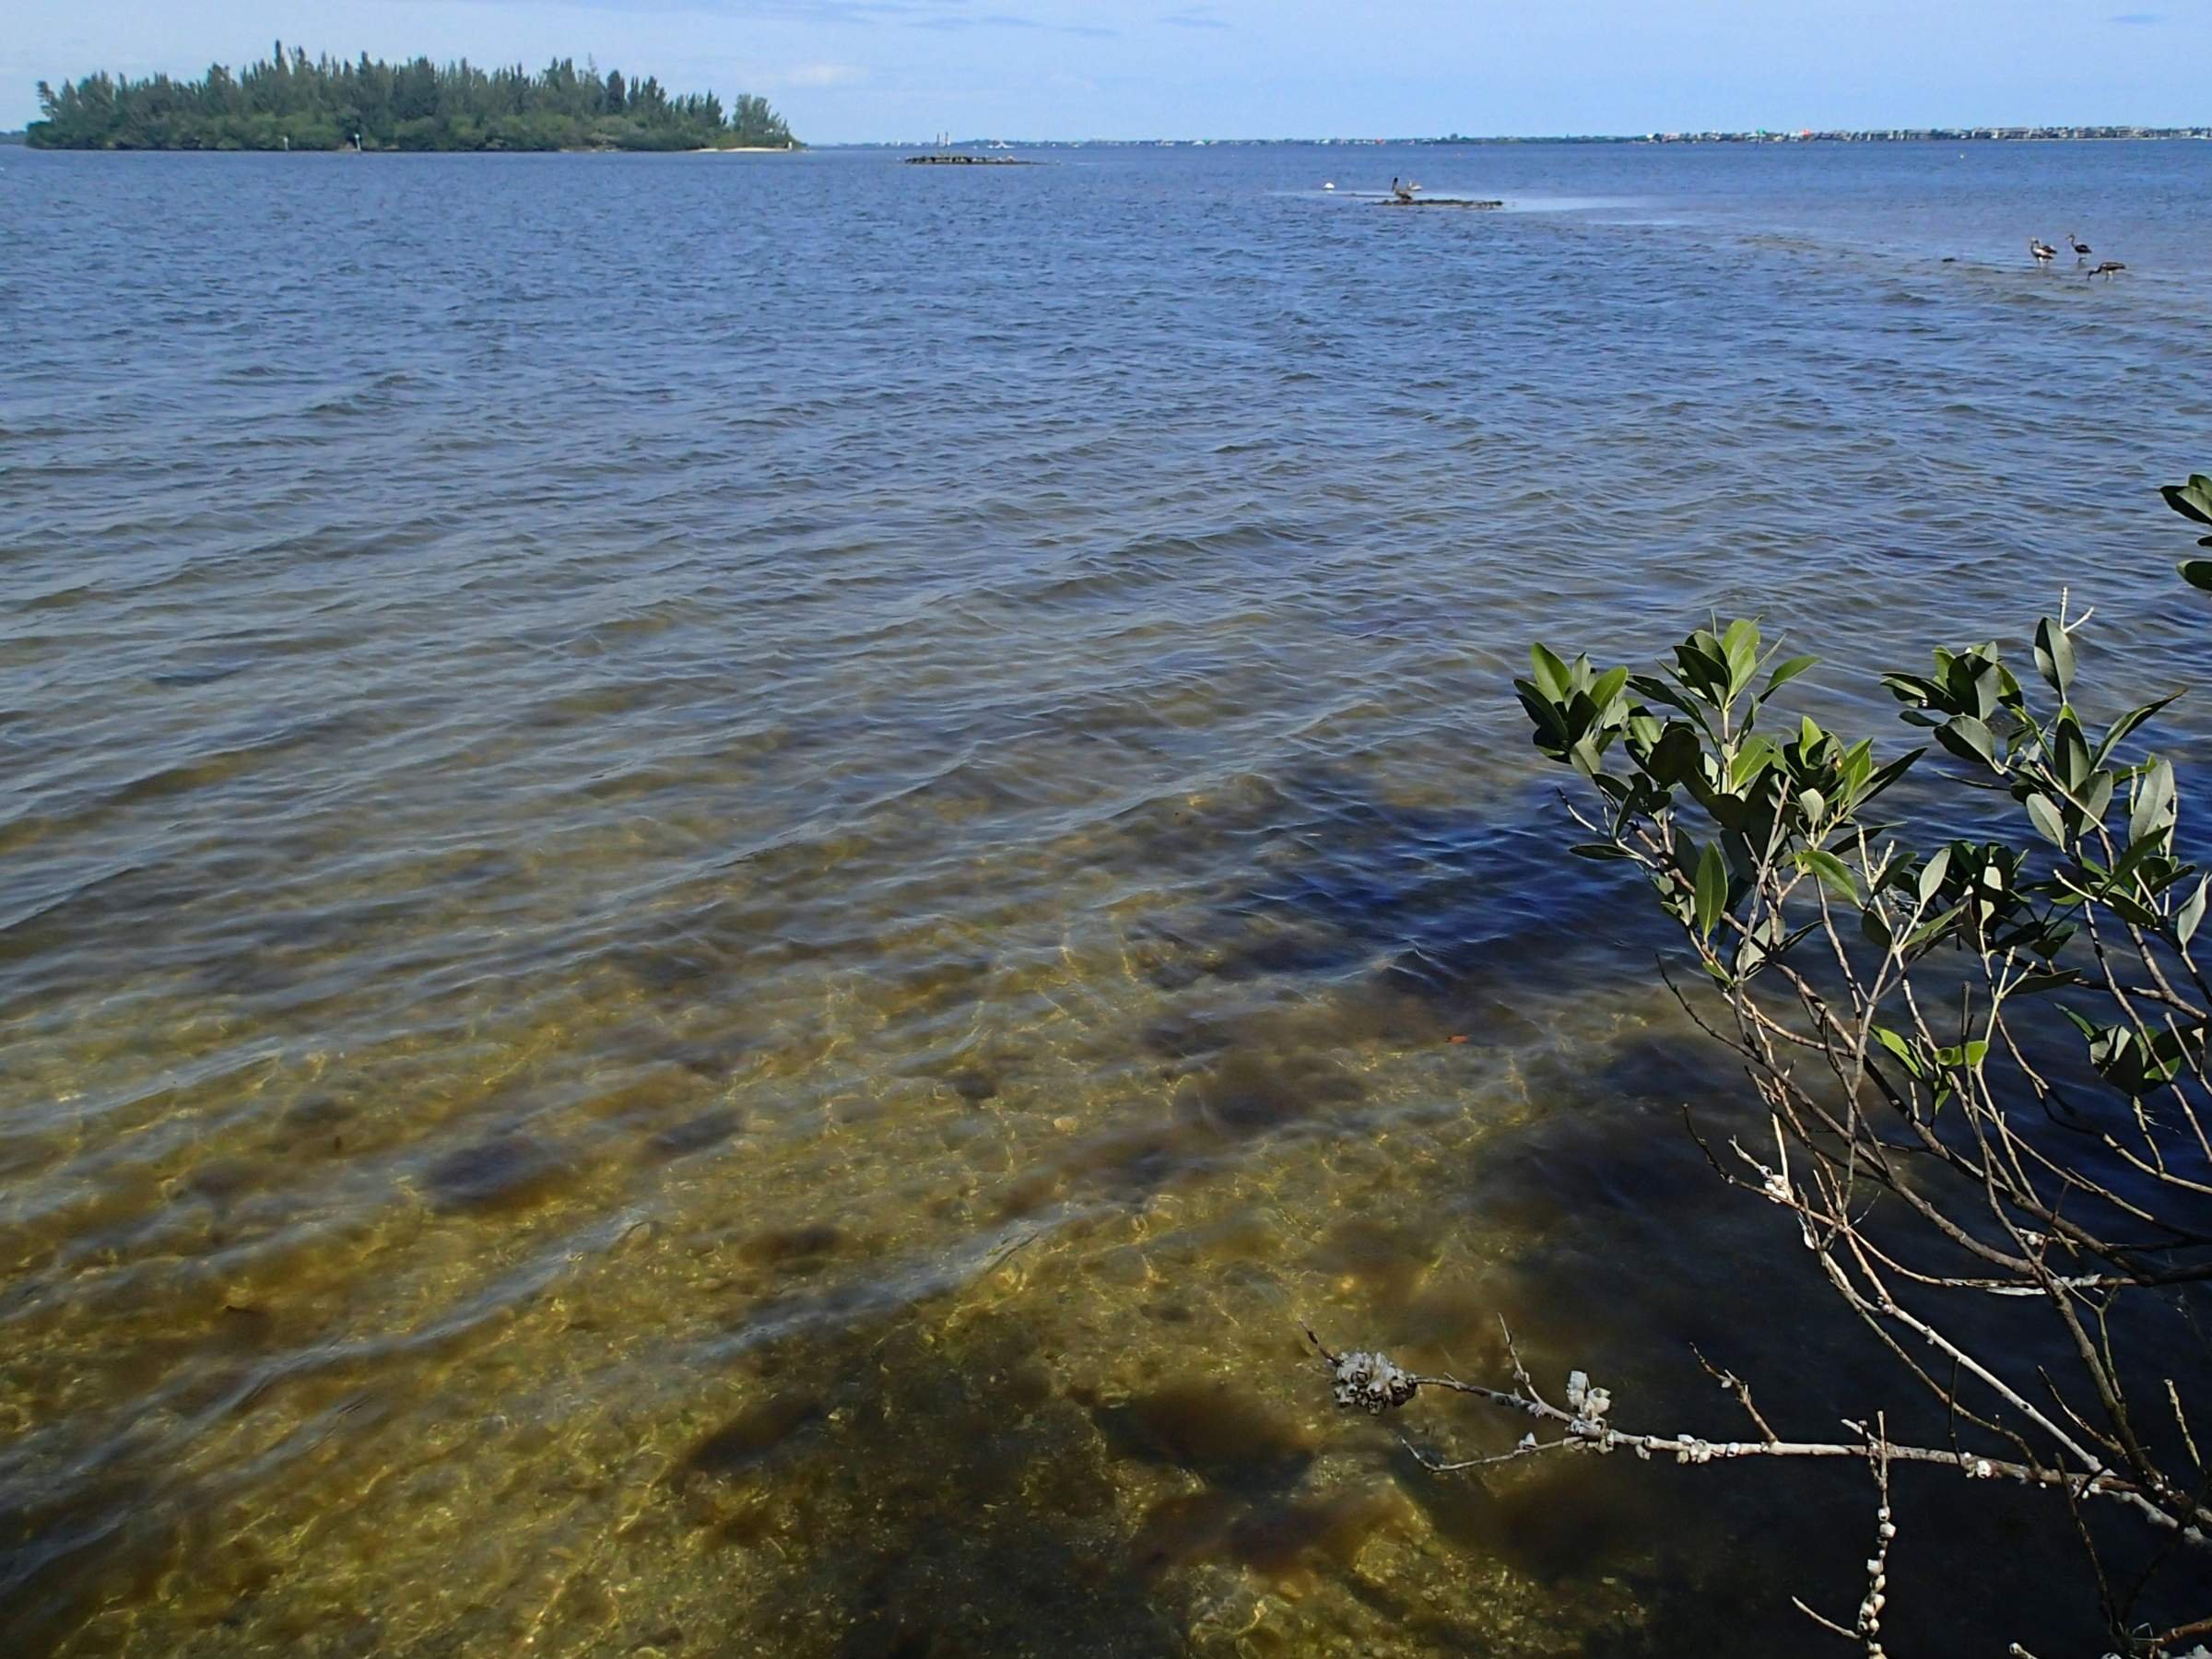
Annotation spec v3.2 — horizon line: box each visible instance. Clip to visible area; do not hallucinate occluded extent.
[820,124,2212,146]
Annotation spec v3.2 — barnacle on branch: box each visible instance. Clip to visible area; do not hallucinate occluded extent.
[1327,1348,1418,1416]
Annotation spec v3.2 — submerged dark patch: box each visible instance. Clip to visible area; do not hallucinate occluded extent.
[1090,1381,1316,1493]
[420,1134,573,1213]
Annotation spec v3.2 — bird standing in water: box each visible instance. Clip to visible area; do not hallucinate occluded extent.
[2030,238,2057,267]
[2068,232,2093,260]
[2089,260,2127,281]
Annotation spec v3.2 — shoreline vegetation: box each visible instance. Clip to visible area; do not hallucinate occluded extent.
[27,43,795,153]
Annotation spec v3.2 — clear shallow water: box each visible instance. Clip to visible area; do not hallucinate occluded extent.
[1,140,2210,1655]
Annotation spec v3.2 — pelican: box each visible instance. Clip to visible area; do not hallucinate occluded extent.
[2029,238,2057,266]
[2068,232,2092,259]
[2089,260,2127,280]
[1391,177,1419,204]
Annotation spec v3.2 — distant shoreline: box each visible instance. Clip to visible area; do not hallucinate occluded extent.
[838,127,2212,149]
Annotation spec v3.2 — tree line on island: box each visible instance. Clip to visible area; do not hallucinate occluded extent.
[29,43,794,152]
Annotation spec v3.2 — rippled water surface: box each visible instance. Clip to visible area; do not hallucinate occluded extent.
[4,141,2212,1655]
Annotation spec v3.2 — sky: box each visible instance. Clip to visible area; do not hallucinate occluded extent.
[6,0,2209,143]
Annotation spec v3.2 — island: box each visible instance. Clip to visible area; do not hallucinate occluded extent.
[26,43,796,153]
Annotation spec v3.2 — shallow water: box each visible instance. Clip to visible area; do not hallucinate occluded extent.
[2,139,2211,1655]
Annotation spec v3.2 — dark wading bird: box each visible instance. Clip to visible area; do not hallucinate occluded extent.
[2030,238,2058,266]
[2090,260,2128,280]
[2068,232,2093,259]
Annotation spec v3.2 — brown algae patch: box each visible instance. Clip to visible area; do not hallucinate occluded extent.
[0,815,1717,1657]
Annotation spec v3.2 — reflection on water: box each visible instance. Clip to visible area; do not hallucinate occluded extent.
[2,140,2210,1653]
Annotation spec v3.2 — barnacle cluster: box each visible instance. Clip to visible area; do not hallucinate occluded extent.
[1326,1348,1418,1416]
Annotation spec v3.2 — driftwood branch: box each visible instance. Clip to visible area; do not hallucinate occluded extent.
[1302,1321,2199,1524]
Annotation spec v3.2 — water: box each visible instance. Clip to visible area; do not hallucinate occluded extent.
[2,140,2210,1655]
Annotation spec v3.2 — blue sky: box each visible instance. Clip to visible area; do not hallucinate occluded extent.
[7,0,2208,141]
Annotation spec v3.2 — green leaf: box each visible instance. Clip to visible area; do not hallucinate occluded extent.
[2011,969,2083,996]
[1530,642,1571,702]
[2093,693,2183,769]
[2180,876,2208,946]
[1904,903,1962,951]
[1721,618,1759,688]
[1763,654,1818,700]
[1676,636,1730,703]
[1917,846,1953,905]
[1881,674,1941,713]
[1872,1026,1922,1077]
[2024,793,2067,847]
[1647,724,1703,787]
[2107,888,2163,930]
[1936,714,1997,769]
[1569,842,1636,862]
[1860,907,1894,953]
[1701,787,1751,834]
[1694,841,1728,940]
[2183,560,2212,593]
[2032,617,2076,700]
[1857,748,1924,809]
[2165,475,2212,527]
[1729,735,1781,792]
[2110,832,2171,889]
[2129,757,2176,851]
[2057,1004,2100,1042]
[1627,674,1694,716]
[2055,716,2093,791]
[1589,665,1630,714]
[1797,846,1860,902]
[1839,739,1874,796]
[2078,771,2115,826]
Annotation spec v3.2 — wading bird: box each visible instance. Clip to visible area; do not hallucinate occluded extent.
[2068,232,2093,259]
[2030,238,2057,266]
[2089,260,2127,280]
